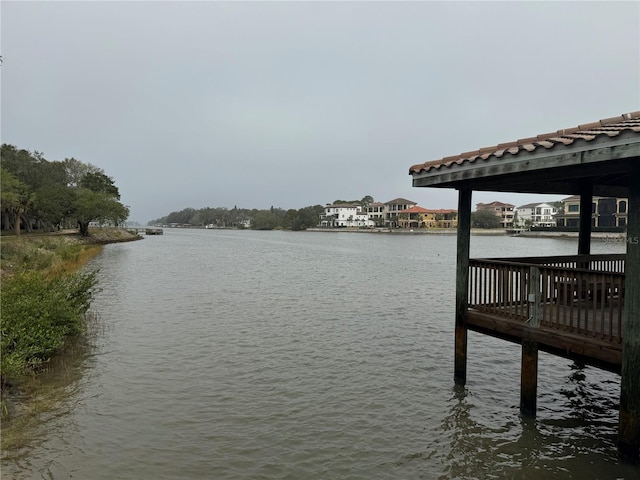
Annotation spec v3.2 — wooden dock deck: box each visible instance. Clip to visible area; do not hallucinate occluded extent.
[466,254,625,373]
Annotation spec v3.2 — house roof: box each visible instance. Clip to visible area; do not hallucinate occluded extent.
[424,209,457,214]
[399,206,457,214]
[326,203,361,208]
[477,201,514,207]
[409,111,640,197]
[385,197,417,205]
[399,206,430,214]
[516,202,543,209]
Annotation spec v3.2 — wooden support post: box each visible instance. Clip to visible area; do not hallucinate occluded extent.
[521,340,539,416]
[619,167,640,463]
[455,188,472,385]
[578,183,593,256]
[521,266,540,416]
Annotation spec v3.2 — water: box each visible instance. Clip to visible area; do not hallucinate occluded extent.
[2,230,637,479]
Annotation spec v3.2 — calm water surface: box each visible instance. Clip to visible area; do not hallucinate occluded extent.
[2,230,637,479]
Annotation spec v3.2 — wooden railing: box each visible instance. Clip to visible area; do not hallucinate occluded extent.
[468,255,625,343]
[483,254,626,273]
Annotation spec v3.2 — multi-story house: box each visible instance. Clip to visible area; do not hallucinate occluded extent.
[319,203,374,228]
[554,196,628,228]
[423,209,458,228]
[383,198,417,228]
[514,202,557,228]
[397,206,429,228]
[365,202,385,226]
[476,201,515,228]
[398,207,458,229]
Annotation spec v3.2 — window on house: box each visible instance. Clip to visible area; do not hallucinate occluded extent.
[619,201,627,214]
[568,204,579,213]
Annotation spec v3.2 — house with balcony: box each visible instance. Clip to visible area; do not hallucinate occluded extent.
[397,206,429,228]
[555,195,628,229]
[424,209,458,228]
[476,201,515,228]
[398,207,458,229]
[514,202,557,228]
[365,202,385,226]
[383,198,417,228]
[319,203,373,228]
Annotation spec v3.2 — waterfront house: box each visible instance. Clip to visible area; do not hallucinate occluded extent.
[409,111,640,461]
[320,203,373,228]
[514,202,557,228]
[398,207,458,229]
[423,209,458,228]
[397,206,429,228]
[365,202,385,226]
[476,201,515,228]
[555,195,628,229]
[383,198,417,228]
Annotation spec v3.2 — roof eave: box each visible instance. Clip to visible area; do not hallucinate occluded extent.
[411,132,640,195]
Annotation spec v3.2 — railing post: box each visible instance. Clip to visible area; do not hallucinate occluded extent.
[521,266,540,416]
[528,266,541,327]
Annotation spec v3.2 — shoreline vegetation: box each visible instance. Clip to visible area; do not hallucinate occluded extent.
[0,227,141,418]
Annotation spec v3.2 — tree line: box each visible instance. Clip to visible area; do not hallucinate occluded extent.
[150,204,326,231]
[1,144,129,236]
[149,196,381,231]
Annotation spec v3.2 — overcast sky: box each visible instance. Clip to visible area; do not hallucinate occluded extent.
[2,1,639,223]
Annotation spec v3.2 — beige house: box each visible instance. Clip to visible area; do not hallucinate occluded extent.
[476,201,515,228]
[383,198,417,228]
[555,195,628,228]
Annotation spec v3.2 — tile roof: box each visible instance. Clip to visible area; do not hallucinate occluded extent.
[385,197,417,205]
[409,111,640,175]
[477,201,514,207]
[399,206,430,214]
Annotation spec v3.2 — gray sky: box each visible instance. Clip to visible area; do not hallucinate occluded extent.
[2,1,639,224]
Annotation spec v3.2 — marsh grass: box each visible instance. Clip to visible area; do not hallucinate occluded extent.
[0,317,98,454]
[0,229,135,409]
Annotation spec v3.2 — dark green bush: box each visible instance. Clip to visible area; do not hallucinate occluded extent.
[0,270,98,383]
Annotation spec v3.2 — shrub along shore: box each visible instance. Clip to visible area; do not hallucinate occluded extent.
[0,228,141,399]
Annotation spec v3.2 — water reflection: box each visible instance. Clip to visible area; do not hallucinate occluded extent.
[426,364,631,479]
[1,313,99,465]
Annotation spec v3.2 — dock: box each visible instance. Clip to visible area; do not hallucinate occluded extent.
[130,228,163,235]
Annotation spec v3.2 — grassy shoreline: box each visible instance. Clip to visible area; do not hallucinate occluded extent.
[0,228,141,395]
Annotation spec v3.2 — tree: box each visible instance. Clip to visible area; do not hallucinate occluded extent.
[63,157,103,187]
[32,185,76,231]
[361,195,374,208]
[73,188,128,236]
[1,168,33,234]
[552,201,564,215]
[471,210,502,229]
[512,211,520,228]
[252,210,278,230]
[80,172,120,199]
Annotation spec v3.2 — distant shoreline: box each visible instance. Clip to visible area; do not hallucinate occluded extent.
[305,228,628,240]
[305,227,504,236]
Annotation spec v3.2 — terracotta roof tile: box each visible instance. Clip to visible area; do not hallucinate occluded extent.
[409,111,640,175]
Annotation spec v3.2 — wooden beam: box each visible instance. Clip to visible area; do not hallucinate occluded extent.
[578,184,593,255]
[619,163,640,462]
[455,188,472,384]
[465,310,622,372]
